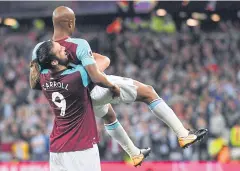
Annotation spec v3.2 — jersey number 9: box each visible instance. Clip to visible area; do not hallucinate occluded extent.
[52,92,66,116]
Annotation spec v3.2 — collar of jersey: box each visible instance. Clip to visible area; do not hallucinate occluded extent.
[50,68,68,76]
[53,36,70,42]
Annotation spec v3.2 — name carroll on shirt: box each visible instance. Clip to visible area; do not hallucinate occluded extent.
[42,81,69,91]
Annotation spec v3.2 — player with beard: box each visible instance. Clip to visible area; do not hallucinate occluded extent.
[35,40,116,171]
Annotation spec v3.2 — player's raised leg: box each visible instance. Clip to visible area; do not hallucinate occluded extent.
[103,105,151,166]
[133,80,208,148]
[91,75,207,149]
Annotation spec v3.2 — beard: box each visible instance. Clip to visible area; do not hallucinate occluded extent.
[57,57,69,67]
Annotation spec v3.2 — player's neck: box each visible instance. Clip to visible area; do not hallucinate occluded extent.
[51,65,67,73]
[52,30,70,41]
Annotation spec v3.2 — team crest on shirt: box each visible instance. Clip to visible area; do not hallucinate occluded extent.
[88,50,93,58]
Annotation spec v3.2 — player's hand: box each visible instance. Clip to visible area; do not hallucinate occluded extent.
[110,84,120,98]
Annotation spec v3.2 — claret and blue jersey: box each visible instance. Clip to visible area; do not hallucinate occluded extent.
[32,37,96,69]
[31,37,99,153]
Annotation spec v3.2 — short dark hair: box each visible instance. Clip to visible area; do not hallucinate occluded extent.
[36,41,57,70]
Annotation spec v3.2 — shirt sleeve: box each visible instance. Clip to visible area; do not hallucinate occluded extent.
[76,39,96,67]
[76,65,91,87]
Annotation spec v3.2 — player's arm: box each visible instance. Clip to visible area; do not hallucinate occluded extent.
[92,53,110,72]
[85,64,113,87]
[77,40,119,94]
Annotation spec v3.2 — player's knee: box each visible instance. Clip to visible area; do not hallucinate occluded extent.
[137,83,158,103]
[144,85,158,100]
[102,106,117,124]
[145,85,154,95]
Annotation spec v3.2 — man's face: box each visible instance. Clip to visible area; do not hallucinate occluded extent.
[51,42,69,66]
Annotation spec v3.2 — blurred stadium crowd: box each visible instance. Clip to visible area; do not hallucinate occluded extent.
[0,19,240,163]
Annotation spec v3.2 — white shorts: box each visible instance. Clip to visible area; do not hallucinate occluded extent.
[50,144,101,171]
[91,75,138,118]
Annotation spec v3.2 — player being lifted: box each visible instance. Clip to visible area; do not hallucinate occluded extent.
[30,6,208,167]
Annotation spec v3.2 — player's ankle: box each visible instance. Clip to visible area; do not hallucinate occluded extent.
[177,128,189,138]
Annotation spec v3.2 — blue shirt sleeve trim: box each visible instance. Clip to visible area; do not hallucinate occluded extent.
[65,38,96,67]
[32,42,45,60]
